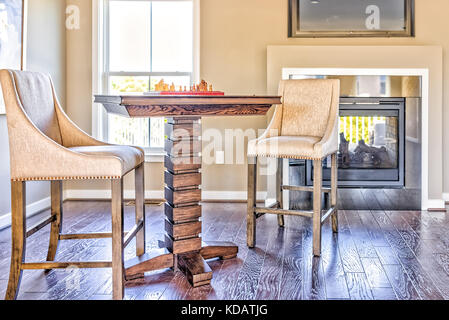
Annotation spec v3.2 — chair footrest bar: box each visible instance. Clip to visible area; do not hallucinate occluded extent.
[124,219,144,248]
[256,200,279,219]
[282,185,331,193]
[26,215,56,238]
[21,261,112,270]
[59,230,133,241]
[321,206,337,224]
[254,207,313,218]
[59,232,113,240]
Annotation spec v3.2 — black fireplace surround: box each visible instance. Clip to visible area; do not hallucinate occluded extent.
[306,97,405,188]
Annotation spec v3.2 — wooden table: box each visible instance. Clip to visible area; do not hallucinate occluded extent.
[94,94,281,287]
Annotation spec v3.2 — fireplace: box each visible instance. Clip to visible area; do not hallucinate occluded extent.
[272,66,429,210]
[306,97,405,188]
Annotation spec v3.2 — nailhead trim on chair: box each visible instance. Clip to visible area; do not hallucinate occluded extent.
[11,176,122,182]
[247,153,337,160]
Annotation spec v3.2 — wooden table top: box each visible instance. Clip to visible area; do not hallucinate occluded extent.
[94,94,282,117]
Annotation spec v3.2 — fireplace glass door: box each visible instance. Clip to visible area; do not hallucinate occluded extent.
[307,98,405,187]
[339,109,399,170]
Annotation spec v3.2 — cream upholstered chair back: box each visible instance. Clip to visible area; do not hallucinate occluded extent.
[279,79,340,138]
[0,69,112,181]
[1,69,104,147]
[7,70,63,144]
[248,79,340,160]
[272,79,340,138]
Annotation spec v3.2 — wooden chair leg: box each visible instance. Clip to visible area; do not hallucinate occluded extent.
[135,164,146,256]
[47,181,63,262]
[247,156,257,248]
[331,152,339,233]
[313,159,322,257]
[111,179,125,300]
[276,158,285,227]
[5,181,26,300]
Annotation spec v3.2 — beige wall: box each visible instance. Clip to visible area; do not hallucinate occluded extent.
[27,0,67,104]
[0,0,66,221]
[66,0,91,130]
[65,0,449,198]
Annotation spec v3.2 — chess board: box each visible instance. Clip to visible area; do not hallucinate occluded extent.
[160,91,225,96]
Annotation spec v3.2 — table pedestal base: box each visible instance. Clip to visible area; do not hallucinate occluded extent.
[124,242,238,286]
[124,117,239,287]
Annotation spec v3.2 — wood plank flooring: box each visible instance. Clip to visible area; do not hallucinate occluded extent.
[0,201,448,300]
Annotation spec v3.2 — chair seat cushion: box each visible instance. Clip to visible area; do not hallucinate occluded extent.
[69,145,145,175]
[248,136,327,160]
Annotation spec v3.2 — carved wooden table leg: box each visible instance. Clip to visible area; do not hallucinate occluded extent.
[125,116,238,287]
[164,117,212,286]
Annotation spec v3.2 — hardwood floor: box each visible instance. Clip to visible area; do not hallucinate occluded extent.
[0,201,448,300]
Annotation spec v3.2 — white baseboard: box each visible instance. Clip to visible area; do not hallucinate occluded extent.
[264,197,277,207]
[423,198,446,210]
[0,196,51,230]
[64,189,267,202]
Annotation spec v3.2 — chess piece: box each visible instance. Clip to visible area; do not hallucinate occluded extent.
[170,83,175,92]
[209,84,213,92]
[155,79,165,92]
[199,80,207,92]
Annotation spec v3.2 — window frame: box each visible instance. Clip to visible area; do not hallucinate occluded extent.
[92,0,200,162]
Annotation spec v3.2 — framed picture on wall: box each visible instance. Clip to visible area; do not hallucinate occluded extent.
[0,0,27,114]
[288,0,414,38]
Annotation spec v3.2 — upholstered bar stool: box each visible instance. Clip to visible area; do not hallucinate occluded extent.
[247,79,340,256]
[0,69,146,300]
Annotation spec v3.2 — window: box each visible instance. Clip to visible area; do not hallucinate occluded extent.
[100,0,197,154]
